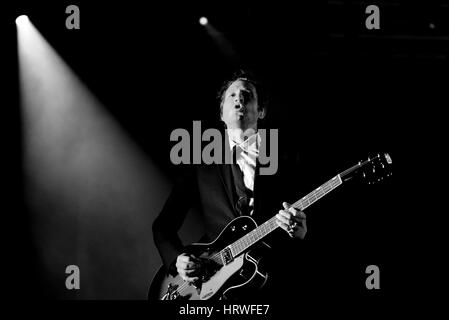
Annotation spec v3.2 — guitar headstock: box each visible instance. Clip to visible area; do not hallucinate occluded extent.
[360,153,392,184]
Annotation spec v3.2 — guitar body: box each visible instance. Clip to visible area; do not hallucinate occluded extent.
[148,216,269,300]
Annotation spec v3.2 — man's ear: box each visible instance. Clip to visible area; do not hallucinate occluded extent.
[258,107,266,120]
[219,105,224,122]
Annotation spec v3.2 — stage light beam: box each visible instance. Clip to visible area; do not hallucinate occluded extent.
[199,17,208,26]
[15,15,29,26]
[17,18,172,298]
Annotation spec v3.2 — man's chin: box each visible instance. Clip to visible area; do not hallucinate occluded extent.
[227,119,257,130]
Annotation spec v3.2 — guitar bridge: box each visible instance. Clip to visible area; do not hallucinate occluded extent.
[221,247,234,265]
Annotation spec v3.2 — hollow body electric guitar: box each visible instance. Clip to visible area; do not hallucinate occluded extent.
[149,153,392,300]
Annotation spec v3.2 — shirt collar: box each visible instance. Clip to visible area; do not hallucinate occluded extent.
[227,128,261,153]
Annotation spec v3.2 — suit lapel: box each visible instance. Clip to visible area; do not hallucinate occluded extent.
[253,160,272,221]
[253,161,262,218]
[215,164,237,216]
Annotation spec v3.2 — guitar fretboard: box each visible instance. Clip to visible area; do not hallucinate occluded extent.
[229,175,343,258]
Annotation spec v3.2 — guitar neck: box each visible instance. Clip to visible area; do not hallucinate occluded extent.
[229,174,343,257]
[224,153,391,261]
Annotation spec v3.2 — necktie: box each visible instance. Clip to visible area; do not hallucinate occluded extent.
[231,146,252,216]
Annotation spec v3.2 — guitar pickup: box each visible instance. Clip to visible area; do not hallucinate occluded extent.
[221,247,233,265]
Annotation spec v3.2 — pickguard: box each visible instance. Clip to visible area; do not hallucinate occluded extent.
[199,255,244,299]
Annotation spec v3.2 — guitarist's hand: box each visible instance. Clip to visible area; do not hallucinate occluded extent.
[176,253,202,282]
[276,202,307,239]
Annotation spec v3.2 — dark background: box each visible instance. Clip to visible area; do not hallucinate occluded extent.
[3,0,447,308]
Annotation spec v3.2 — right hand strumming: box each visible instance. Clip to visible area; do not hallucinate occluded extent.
[175,253,202,282]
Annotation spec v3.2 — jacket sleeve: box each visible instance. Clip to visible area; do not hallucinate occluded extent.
[152,168,198,275]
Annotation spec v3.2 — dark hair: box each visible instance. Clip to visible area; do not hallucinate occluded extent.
[217,69,268,117]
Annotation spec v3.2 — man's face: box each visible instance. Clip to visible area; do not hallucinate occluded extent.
[220,80,264,129]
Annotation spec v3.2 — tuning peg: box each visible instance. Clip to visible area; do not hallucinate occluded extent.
[385,153,392,164]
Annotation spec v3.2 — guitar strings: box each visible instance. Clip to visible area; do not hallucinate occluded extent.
[171,207,307,297]
[168,251,223,298]
[339,154,381,178]
[169,155,383,298]
[170,180,339,298]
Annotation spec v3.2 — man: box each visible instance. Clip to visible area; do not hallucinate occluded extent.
[152,71,307,297]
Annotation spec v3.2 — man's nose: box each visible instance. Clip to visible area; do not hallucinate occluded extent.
[234,92,245,105]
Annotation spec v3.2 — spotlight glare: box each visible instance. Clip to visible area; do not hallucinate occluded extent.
[199,17,208,26]
[16,15,29,26]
